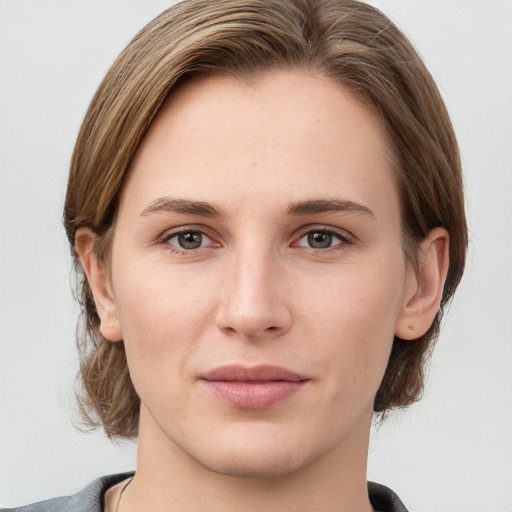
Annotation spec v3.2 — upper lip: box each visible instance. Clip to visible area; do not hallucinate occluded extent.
[200,364,307,382]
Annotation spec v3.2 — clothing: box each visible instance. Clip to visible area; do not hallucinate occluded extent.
[2,473,409,512]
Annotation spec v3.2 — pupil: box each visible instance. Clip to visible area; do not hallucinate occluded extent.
[178,232,202,249]
[308,231,332,249]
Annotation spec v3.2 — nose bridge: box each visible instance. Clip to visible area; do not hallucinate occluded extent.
[216,235,290,339]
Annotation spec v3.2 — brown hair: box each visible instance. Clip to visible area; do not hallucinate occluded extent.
[64,0,467,438]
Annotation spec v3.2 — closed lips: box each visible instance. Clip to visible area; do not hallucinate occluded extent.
[200,364,307,382]
[200,365,309,409]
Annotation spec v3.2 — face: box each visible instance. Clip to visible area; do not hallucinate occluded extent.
[104,71,416,477]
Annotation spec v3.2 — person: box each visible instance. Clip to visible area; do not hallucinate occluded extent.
[3,0,467,511]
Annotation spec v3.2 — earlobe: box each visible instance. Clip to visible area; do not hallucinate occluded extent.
[75,228,123,342]
[395,227,450,340]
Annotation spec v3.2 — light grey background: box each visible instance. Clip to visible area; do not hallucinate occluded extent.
[1,1,511,510]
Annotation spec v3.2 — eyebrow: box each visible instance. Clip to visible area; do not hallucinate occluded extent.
[140,197,374,219]
[140,198,225,217]
[286,199,375,218]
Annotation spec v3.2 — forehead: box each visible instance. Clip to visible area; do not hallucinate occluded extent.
[122,70,399,222]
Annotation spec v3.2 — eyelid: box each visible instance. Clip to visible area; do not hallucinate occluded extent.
[158,225,221,251]
[291,224,356,252]
[292,224,355,245]
[155,223,354,255]
[158,224,216,240]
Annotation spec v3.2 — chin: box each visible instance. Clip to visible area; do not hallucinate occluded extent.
[192,447,309,479]
[180,425,328,479]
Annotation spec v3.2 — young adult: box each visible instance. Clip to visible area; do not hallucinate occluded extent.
[3,1,467,511]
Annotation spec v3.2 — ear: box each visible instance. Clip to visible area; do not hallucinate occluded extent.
[395,227,450,340]
[75,227,123,342]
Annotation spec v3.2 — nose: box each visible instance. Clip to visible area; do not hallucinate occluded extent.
[215,245,292,341]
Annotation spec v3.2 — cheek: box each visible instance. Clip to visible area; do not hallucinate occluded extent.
[111,260,219,378]
[296,259,404,394]
[115,255,215,323]
[299,257,404,340]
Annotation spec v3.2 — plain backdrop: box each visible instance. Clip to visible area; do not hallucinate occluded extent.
[1,0,511,510]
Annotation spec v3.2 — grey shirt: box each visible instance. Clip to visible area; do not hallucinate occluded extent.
[2,473,410,512]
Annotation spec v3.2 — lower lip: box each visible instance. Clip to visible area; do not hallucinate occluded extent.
[201,380,307,409]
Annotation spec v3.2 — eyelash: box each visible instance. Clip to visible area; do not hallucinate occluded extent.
[158,225,354,256]
[159,226,218,256]
[293,226,354,253]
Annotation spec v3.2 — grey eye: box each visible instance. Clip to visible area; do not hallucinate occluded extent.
[295,229,347,250]
[171,231,206,250]
[307,231,333,249]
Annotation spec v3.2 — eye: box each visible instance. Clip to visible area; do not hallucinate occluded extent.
[165,230,213,251]
[294,228,351,250]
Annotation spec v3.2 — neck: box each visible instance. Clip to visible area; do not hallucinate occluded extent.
[121,406,375,512]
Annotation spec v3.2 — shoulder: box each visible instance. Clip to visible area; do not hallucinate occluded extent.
[1,473,134,512]
[368,481,410,512]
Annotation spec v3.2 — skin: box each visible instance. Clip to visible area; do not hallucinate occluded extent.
[77,70,449,512]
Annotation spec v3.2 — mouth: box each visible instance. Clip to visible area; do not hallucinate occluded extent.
[199,364,309,409]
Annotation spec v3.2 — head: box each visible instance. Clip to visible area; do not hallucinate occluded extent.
[65,0,467,442]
